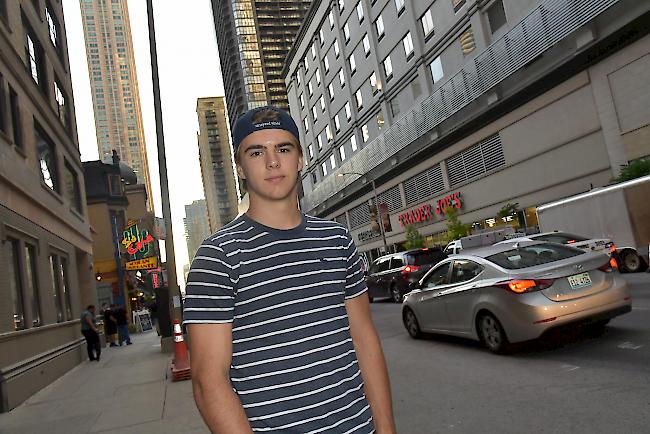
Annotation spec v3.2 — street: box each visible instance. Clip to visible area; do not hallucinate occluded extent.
[377,273,650,433]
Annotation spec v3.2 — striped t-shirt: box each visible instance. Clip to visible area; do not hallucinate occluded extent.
[183,213,375,433]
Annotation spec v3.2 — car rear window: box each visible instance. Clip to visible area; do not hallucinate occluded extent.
[406,250,446,266]
[534,233,589,244]
[486,243,584,269]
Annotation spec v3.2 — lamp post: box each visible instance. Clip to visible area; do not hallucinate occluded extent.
[337,172,388,254]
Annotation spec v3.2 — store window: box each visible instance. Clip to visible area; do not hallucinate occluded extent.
[7,238,26,330]
[25,243,41,327]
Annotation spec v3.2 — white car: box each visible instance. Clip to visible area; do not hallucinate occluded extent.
[496,232,614,255]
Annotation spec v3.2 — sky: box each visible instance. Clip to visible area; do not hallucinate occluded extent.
[62,0,225,290]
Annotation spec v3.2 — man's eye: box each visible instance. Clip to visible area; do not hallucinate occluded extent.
[250,151,262,157]
[278,147,291,153]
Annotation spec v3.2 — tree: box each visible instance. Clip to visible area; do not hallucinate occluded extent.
[444,206,471,240]
[404,225,426,250]
[612,158,650,183]
[497,202,519,219]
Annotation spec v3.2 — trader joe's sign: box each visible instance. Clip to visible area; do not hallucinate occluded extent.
[398,192,463,227]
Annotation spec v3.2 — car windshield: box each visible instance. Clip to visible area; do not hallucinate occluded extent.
[533,233,589,244]
[407,250,445,266]
[486,243,585,269]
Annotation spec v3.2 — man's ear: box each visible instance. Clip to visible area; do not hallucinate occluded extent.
[236,163,246,180]
[298,152,304,173]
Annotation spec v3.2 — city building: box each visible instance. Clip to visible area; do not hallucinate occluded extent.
[209,0,311,131]
[79,0,153,209]
[84,154,153,314]
[0,0,96,412]
[184,199,210,261]
[285,0,650,262]
[196,97,239,233]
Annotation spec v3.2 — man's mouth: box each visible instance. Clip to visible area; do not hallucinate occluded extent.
[266,175,285,182]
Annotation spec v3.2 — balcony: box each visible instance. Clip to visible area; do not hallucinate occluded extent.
[301,0,622,212]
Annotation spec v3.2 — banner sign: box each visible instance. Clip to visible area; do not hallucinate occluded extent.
[125,257,158,271]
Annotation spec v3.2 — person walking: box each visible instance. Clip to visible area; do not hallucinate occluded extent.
[80,305,101,362]
[115,305,132,346]
[183,107,396,433]
[101,303,118,347]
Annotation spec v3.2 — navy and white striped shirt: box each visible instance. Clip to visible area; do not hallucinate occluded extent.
[183,213,374,433]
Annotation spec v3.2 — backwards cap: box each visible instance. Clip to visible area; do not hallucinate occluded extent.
[232,106,300,153]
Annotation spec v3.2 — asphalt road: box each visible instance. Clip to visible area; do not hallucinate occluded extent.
[371,273,650,434]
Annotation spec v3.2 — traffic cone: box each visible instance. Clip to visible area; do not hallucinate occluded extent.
[171,319,191,381]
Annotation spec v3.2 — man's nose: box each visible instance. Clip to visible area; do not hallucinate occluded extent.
[266,153,279,168]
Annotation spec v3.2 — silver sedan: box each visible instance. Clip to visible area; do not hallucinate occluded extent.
[402,241,632,353]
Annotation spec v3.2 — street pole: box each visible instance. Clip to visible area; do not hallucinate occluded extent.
[146,1,181,343]
[370,178,388,254]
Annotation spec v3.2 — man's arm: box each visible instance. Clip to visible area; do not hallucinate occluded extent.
[345,293,397,434]
[189,323,252,434]
[85,314,98,333]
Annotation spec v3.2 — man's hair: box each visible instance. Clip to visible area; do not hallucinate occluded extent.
[251,108,282,124]
[87,304,95,310]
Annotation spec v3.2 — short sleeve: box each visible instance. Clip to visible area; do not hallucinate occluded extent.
[343,229,367,299]
[183,239,237,325]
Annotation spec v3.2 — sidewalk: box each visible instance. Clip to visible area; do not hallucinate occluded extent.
[0,331,208,434]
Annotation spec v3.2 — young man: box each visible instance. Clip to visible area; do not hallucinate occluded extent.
[184,106,396,433]
[80,305,101,362]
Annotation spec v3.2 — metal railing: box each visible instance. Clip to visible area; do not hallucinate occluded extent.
[302,0,619,212]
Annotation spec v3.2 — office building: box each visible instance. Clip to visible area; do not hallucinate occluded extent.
[285,0,650,261]
[196,97,239,233]
[0,0,96,411]
[209,0,312,131]
[184,199,211,261]
[79,0,153,208]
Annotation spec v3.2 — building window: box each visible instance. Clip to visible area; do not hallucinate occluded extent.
[345,102,352,120]
[25,243,41,327]
[308,81,314,96]
[324,56,330,72]
[59,257,73,321]
[64,161,82,213]
[334,114,341,131]
[390,98,400,117]
[36,125,59,192]
[377,112,385,130]
[334,39,340,57]
[328,82,335,100]
[25,31,43,86]
[305,56,310,71]
[339,69,346,87]
[430,56,444,83]
[339,145,346,161]
[311,44,317,59]
[338,0,345,11]
[9,86,23,149]
[321,161,328,176]
[311,171,318,185]
[326,125,333,141]
[46,7,59,48]
[6,238,26,330]
[486,0,507,34]
[344,22,350,43]
[54,80,68,129]
[319,28,325,45]
[49,254,64,323]
[375,15,385,40]
[403,32,414,59]
[315,68,321,85]
[318,134,323,150]
[329,154,336,170]
[303,116,309,132]
[308,144,314,160]
[108,174,123,196]
[355,89,363,110]
[395,0,405,15]
[452,0,467,13]
[362,124,370,142]
[383,55,393,80]
[460,27,476,54]
[356,2,364,22]
[312,106,318,122]
[297,71,302,85]
[349,54,356,75]
[370,72,382,94]
[300,93,305,108]
[351,134,358,151]
[329,10,335,28]
[421,9,434,40]
[319,95,326,112]
[363,34,371,56]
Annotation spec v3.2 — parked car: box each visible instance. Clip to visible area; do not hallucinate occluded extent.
[366,248,447,303]
[495,231,615,256]
[402,241,631,353]
[444,228,514,255]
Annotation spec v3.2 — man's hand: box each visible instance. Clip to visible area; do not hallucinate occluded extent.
[346,293,397,434]
[188,323,253,434]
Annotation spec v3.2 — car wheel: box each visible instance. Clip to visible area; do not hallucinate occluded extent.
[403,308,422,339]
[620,251,642,273]
[391,284,403,303]
[588,319,610,334]
[478,313,510,354]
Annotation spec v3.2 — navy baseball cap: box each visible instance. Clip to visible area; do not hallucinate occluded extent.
[232,106,300,153]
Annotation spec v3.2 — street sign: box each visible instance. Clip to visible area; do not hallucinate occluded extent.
[125,257,158,271]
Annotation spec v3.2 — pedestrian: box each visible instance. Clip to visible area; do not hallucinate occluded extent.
[148,299,160,336]
[101,303,118,347]
[114,305,132,345]
[80,305,101,362]
[183,106,396,433]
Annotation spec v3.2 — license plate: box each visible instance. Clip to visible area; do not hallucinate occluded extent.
[568,272,592,289]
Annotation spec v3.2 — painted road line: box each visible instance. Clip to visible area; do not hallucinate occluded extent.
[618,341,643,350]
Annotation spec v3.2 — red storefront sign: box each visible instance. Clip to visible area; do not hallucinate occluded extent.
[398,192,463,227]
